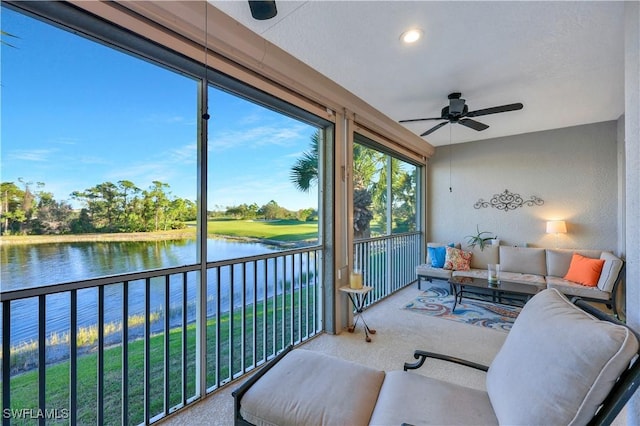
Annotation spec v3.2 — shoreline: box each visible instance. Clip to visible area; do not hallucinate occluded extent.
[0,230,316,249]
[0,229,198,245]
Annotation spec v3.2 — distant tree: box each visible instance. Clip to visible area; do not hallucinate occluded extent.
[117,180,141,231]
[226,203,260,220]
[32,191,73,234]
[260,200,282,220]
[3,177,196,234]
[71,181,119,231]
[146,181,171,231]
[296,208,316,222]
[70,208,94,233]
[0,181,23,234]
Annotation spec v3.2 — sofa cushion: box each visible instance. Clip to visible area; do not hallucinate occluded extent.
[416,264,453,280]
[596,252,624,293]
[369,371,498,426]
[468,245,500,270]
[240,349,384,426]
[486,288,639,425]
[546,248,604,277]
[499,246,546,275]
[451,268,487,279]
[495,271,546,286]
[545,276,611,301]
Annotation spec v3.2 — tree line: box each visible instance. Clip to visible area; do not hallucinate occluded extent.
[0,179,197,235]
[0,179,317,236]
[3,131,415,237]
[215,201,317,222]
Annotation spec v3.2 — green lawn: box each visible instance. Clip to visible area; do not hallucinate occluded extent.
[4,287,317,425]
[2,219,318,245]
[206,219,318,242]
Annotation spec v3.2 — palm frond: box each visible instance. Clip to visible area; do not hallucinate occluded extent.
[1,30,19,48]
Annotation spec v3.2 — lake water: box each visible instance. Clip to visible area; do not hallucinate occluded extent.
[1,239,316,345]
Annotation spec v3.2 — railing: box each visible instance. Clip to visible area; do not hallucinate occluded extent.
[0,246,322,425]
[353,231,422,306]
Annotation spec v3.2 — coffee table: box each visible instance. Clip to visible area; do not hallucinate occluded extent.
[448,276,545,312]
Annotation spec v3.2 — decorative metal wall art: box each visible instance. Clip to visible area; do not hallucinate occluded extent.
[474,189,544,212]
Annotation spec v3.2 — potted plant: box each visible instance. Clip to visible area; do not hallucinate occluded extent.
[466,225,496,250]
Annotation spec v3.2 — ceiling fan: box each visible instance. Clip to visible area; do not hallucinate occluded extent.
[399,93,524,137]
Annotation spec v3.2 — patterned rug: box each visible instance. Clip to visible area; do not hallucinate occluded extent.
[403,286,521,332]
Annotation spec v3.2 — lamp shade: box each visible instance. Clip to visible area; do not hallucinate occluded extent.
[546,220,567,234]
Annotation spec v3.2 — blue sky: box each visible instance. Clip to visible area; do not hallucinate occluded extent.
[1,7,319,212]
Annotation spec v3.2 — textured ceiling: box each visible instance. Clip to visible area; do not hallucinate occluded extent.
[210,1,625,146]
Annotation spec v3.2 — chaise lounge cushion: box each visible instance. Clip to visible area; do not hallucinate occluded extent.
[486,288,639,425]
[239,349,384,426]
[369,371,498,425]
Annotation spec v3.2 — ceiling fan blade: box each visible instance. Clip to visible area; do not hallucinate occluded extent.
[420,121,449,137]
[465,103,523,118]
[399,116,443,123]
[459,118,489,131]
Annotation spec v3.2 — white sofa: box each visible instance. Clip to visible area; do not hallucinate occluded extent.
[416,244,625,316]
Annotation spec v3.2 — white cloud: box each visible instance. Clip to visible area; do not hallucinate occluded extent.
[169,143,197,164]
[210,123,310,151]
[7,149,55,162]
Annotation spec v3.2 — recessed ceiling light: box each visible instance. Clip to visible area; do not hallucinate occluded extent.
[400,28,423,44]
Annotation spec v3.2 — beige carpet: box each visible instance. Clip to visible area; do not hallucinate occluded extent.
[159,282,626,425]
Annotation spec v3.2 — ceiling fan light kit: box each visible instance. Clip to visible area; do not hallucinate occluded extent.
[400,92,524,137]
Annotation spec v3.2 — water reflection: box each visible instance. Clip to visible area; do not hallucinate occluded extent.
[1,239,318,346]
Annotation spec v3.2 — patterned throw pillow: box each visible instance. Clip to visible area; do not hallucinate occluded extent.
[443,246,472,271]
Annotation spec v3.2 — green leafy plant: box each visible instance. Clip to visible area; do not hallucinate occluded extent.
[466,225,496,250]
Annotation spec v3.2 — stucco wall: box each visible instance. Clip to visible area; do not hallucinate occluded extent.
[427,121,619,251]
[624,0,640,421]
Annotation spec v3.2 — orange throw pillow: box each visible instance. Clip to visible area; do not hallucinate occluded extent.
[563,253,605,287]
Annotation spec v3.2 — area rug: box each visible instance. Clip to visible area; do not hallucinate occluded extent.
[403,286,520,332]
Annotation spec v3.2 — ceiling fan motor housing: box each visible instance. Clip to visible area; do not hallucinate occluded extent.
[449,99,466,117]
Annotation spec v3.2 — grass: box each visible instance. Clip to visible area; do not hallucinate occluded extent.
[1,219,318,245]
[0,229,197,245]
[3,286,317,425]
[207,219,318,242]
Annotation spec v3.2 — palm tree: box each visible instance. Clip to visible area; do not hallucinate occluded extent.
[290,131,381,238]
[0,30,18,48]
[290,131,319,192]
